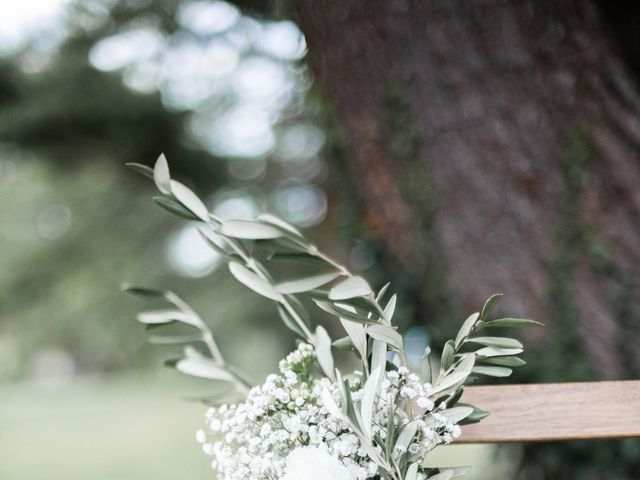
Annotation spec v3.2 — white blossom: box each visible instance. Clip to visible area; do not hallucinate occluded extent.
[199,343,462,480]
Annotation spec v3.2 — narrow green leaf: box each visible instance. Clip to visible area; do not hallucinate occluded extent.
[125,162,154,179]
[383,294,397,322]
[367,324,403,351]
[458,405,491,425]
[314,325,335,381]
[329,276,372,300]
[341,319,367,360]
[370,340,387,377]
[376,282,391,303]
[360,367,381,438]
[175,347,235,382]
[440,340,455,370]
[267,252,333,267]
[122,284,169,298]
[440,406,474,423]
[332,336,355,351]
[475,346,523,357]
[197,228,233,260]
[467,336,523,349]
[277,304,306,338]
[153,153,172,194]
[479,356,526,367]
[471,365,513,377]
[137,309,199,327]
[480,293,503,320]
[256,213,302,236]
[432,370,470,395]
[394,420,419,461]
[221,220,283,239]
[483,317,544,328]
[228,262,282,301]
[454,312,479,348]
[275,272,341,294]
[153,195,200,220]
[421,347,432,383]
[314,300,378,324]
[170,180,209,221]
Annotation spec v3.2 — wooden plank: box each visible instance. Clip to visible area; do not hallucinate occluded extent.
[458,381,640,443]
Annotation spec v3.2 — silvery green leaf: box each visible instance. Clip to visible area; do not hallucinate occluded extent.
[170,180,209,221]
[475,346,523,357]
[267,252,334,267]
[383,294,397,322]
[228,262,282,301]
[480,356,526,367]
[360,367,381,439]
[137,309,199,327]
[367,324,403,351]
[433,354,474,395]
[455,352,476,374]
[153,153,172,194]
[284,294,311,323]
[405,463,419,480]
[341,319,367,360]
[153,195,201,220]
[432,370,471,394]
[314,325,335,381]
[483,317,543,328]
[175,347,235,382]
[314,300,377,324]
[275,272,341,294]
[458,406,490,425]
[472,365,513,377]
[197,228,233,260]
[480,293,503,320]
[122,284,169,298]
[256,213,302,236]
[440,406,474,423]
[467,336,523,349]
[454,312,479,348]
[329,276,372,300]
[376,282,391,303]
[321,386,343,419]
[332,336,355,351]
[440,340,455,370]
[277,304,306,338]
[393,420,419,461]
[371,340,387,376]
[221,220,284,239]
[421,347,432,383]
[125,162,154,179]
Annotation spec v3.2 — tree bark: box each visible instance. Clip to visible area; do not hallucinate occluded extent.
[294,0,640,379]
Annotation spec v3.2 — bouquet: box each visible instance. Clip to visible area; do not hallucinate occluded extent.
[125,155,540,480]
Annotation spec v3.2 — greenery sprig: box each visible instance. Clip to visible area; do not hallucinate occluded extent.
[126,154,542,480]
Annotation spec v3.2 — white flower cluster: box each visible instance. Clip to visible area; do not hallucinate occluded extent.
[197,343,461,480]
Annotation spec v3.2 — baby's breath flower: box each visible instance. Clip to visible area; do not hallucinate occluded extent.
[199,343,459,480]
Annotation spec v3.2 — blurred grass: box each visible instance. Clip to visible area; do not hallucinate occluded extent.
[0,371,508,480]
[0,371,214,480]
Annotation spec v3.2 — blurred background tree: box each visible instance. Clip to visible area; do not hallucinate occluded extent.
[1,0,638,479]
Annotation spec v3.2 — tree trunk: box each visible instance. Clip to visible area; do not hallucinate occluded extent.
[294,0,640,381]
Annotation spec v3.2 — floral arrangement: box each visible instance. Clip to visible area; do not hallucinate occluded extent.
[125,155,540,480]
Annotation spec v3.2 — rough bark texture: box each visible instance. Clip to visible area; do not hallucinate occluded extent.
[294,0,640,381]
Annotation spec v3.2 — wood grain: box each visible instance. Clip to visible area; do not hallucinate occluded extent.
[458,381,640,443]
